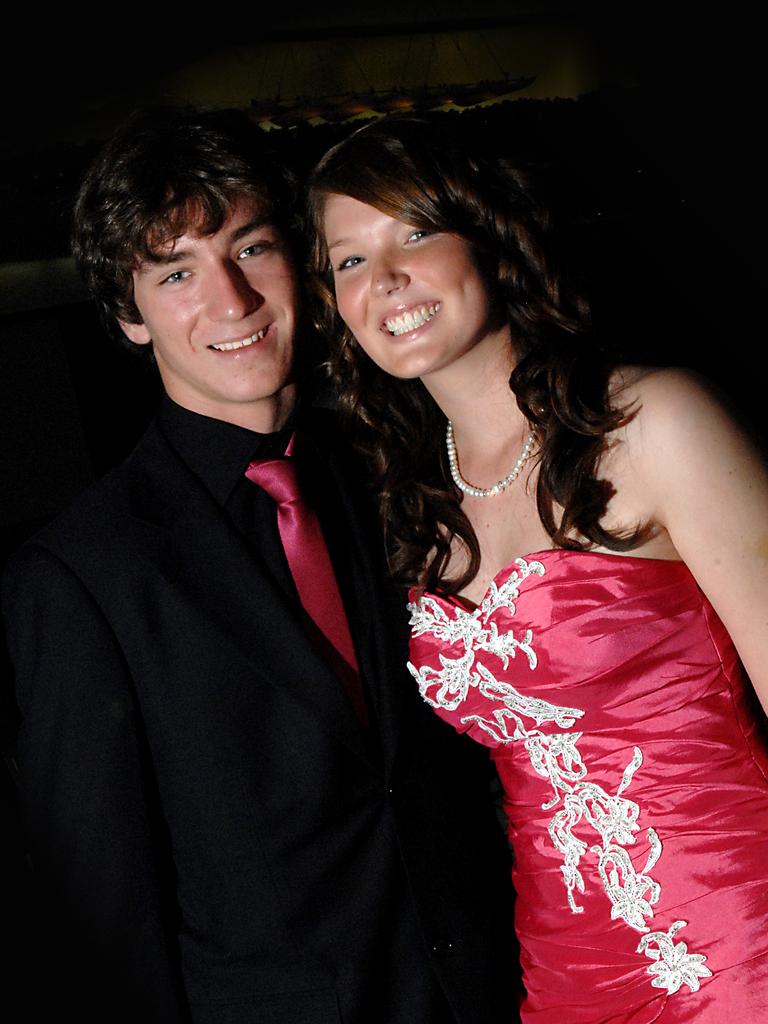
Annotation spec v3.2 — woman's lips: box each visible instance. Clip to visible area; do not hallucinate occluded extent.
[383,302,441,336]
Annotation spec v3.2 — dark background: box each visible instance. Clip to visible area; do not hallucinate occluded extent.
[1,3,763,1010]
[3,6,763,524]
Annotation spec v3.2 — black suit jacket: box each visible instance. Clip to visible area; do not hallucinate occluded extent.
[3,411,516,1023]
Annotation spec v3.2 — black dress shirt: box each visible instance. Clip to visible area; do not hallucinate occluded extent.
[158,397,295,597]
[157,397,373,725]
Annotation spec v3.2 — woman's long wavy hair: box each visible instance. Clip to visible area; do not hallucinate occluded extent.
[309,116,642,595]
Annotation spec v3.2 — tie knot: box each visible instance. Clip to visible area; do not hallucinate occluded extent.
[245,456,300,507]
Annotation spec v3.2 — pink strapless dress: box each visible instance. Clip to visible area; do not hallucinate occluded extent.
[407,551,768,1023]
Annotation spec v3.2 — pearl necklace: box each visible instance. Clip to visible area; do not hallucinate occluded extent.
[446,421,535,498]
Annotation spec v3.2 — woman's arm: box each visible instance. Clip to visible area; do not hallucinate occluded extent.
[622,367,768,711]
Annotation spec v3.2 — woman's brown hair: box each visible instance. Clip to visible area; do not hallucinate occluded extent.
[309,115,641,595]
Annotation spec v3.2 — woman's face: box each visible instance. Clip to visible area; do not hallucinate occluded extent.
[322,193,507,385]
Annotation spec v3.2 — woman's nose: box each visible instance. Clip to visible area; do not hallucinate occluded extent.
[371,257,409,296]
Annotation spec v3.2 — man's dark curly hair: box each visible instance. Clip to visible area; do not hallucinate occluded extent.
[72,105,301,342]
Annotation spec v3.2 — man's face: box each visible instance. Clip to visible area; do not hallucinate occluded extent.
[120,195,298,432]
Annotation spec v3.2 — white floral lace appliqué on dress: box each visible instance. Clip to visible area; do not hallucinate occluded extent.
[407,557,711,997]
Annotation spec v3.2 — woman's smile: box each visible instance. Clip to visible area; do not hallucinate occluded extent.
[383,301,442,336]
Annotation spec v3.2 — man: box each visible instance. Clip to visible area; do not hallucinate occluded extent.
[2,107,515,1023]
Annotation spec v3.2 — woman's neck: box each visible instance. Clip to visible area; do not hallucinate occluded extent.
[423,329,527,462]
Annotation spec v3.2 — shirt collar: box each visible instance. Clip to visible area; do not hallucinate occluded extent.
[158,396,295,506]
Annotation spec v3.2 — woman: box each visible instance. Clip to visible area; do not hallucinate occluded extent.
[309,116,768,1022]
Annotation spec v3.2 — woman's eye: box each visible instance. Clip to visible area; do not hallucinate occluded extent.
[336,255,363,272]
[407,229,430,242]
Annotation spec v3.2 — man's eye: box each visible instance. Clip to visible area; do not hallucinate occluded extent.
[239,242,269,259]
[161,270,189,285]
[336,255,363,272]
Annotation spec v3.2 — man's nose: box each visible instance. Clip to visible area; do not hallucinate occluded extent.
[207,260,263,321]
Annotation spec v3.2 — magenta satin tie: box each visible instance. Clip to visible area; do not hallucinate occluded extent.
[245,436,367,725]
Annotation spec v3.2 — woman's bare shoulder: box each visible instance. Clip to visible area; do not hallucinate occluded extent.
[610,363,716,408]
[598,366,758,548]
[608,364,741,453]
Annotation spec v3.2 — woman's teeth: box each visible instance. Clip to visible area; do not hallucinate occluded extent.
[385,303,440,336]
[211,327,267,351]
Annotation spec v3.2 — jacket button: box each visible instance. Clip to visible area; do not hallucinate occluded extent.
[431,939,455,958]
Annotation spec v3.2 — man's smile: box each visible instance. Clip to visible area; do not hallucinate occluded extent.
[209,325,269,352]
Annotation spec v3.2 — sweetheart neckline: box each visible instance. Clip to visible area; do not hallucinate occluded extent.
[410,547,688,611]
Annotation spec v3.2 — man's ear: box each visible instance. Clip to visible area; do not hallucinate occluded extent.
[118,320,152,345]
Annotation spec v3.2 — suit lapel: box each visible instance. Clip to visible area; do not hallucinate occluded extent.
[308,426,407,776]
[124,422,375,767]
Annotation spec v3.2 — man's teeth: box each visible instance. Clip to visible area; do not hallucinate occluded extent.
[211,328,267,351]
[385,303,440,336]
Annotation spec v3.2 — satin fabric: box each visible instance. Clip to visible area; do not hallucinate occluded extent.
[408,550,768,1022]
[245,445,367,723]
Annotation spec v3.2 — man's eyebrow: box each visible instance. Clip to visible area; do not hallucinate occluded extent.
[137,249,190,272]
[231,218,273,243]
[136,219,275,273]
